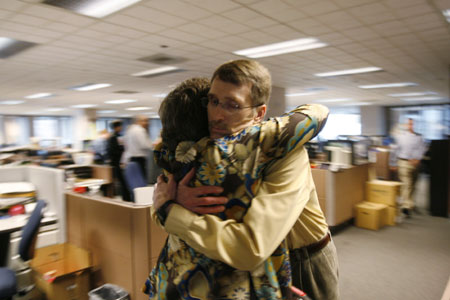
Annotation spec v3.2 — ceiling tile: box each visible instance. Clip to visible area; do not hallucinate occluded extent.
[145,0,212,21]
[105,14,166,33]
[186,0,241,13]
[249,0,292,14]
[120,5,188,27]
[1,0,28,11]
[300,1,340,16]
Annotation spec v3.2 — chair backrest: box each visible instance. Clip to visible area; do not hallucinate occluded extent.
[19,200,46,261]
[124,162,147,202]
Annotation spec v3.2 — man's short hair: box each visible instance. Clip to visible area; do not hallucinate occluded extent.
[211,59,272,106]
[159,77,210,152]
[110,120,122,130]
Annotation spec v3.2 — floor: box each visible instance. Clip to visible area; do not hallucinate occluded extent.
[333,175,450,300]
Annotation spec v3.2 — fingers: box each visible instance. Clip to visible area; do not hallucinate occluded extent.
[179,185,224,197]
[193,205,226,214]
[191,196,227,207]
[156,174,165,184]
[179,168,195,186]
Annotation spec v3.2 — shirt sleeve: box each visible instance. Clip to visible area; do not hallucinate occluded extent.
[164,146,312,271]
[258,104,329,159]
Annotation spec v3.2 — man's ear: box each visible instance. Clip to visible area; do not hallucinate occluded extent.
[254,104,267,122]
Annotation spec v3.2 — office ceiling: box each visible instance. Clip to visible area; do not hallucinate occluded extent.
[0,0,449,117]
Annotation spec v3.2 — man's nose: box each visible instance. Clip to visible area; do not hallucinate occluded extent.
[209,104,226,120]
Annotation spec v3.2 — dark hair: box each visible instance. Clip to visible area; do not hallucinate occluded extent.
[211,59,272,106]
[159,77,210,152]
[110,120,122,129]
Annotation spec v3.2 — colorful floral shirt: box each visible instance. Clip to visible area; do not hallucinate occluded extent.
[145,104,328,300]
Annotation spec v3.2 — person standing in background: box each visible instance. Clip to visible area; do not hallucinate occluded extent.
[107,120,130,202]
[394,118,425,217]
[124,115,153,180]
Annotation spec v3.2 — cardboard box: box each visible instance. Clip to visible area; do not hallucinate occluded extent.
[30,243,92,300]
[366,180,402,206]
[355,201,388,230]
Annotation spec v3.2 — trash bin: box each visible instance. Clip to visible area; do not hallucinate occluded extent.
[88,284,130,300]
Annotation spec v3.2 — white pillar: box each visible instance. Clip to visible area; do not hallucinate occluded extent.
[266,86,286,118]
[72,108,97,150]
[360,106,387,135]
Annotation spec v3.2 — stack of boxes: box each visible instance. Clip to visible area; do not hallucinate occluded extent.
[355,180,402,230]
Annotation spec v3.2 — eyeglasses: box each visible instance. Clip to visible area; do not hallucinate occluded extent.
[202,96,262,113]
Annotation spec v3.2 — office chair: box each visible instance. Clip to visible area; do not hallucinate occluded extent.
[124,161,147,202]
[0,200,46,300]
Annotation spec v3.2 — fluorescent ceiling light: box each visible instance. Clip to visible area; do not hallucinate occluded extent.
[0,37,36,58]
[402,96,444,101]
[43,0,142,18]
[233,38,328,58]
[25,92,53,99]
[315,67,382,77]
[286,92,318,97]
[342,102,372,106]
[358,82,417,89]
[70,83,112,91]
[153,93,168,98]
[315,98,351,103]
[45,107,66,112]
[0,100,25,105]
[388,91,437,97]
[97,110,117,114]
[126,106,152,111]
[71,104,98,108]
[105,99,137,104]
[443,9,450,22]
[131,66,179,77]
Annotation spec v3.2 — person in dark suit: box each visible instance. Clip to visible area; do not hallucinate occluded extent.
[107,120,131,201]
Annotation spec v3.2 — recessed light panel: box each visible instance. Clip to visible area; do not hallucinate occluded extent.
[70,83,111,91]
[25,92,54,99]
[358,82,417,89]
[105,99,137,104]
[43,0,142,18]
[285,92,318,97]
[0,37,37,58]
[315,67,382,77]
[126,106,151,111]
[71,104,98,108]
[388,92,437,97]
[46,107,66,112]
[233,38,328,58]
[0,100,25,105]
[443,9,450,23]
[402,96,444,101]
[131,66,182,78]
[97,110,117,114]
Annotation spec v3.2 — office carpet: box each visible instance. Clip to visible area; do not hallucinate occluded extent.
[333,211,450,300]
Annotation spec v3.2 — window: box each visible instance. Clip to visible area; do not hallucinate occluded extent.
[389,104,449,140]
[318,111,361,140]
[3,116,30,146]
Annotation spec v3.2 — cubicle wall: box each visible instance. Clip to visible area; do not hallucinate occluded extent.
[66,192,167,300]
[312,164,369,226]
[0,166,65,251]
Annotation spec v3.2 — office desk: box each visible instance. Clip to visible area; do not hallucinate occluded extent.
[0,214,57,266]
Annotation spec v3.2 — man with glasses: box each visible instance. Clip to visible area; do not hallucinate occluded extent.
[153,60,339,299]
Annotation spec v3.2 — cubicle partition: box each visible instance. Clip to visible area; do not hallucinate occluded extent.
[312,163,369,226]
[0,166,65,256]
[65,192,167,300]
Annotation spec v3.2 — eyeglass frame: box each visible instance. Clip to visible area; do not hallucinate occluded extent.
[201,96,263,113]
